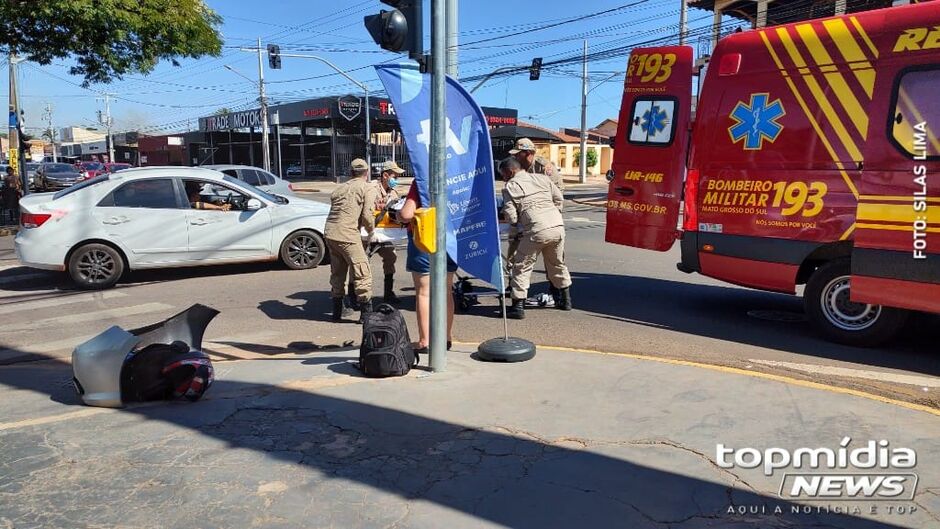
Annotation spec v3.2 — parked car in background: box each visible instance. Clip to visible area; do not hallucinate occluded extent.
[15,166,330,289]
[36,162,84,190]
[104,162,133,173]
[77,161,107,179]
[202,164,295,196]
[285,163,302,177]
[25,163,41,190]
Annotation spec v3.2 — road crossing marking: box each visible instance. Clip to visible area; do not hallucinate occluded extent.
[0,291,127,315]
[0,335,98,360]
[746,358,940,389]
[3,302,174,334]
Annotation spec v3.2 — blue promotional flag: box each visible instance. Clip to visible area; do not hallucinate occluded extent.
[376,64,503,288]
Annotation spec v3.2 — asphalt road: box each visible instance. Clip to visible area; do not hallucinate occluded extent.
[0,187,936,406]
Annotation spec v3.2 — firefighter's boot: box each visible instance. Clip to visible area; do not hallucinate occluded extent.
[549,284,561,305]
[331,298,346,322]
[507,299,526,320]
[357,299,374,324]
[383,274,400,305]
[558,287,573,311]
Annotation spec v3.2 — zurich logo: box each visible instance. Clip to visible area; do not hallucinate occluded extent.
[728,93,785,150]
[469,240,479,251]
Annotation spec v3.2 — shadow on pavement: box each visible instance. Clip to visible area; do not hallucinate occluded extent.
[563,271,938,377]
[0,349,907,529]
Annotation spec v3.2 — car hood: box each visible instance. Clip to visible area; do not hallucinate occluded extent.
[280,196,330,214]
[45,172,82,179]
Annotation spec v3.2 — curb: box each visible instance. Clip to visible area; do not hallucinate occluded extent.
[451,341,940,417]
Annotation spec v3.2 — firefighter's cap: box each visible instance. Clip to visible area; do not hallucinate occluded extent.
[380,160,405,174]
[508,137,537,154]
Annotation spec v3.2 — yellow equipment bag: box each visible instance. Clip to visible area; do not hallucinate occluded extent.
[412,207,437,254]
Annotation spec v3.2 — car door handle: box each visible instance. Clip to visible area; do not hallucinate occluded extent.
[103,216,129,225]
[613,186,635,196]
[189,218,209,226]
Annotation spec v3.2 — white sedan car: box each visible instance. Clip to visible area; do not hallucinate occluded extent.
[15,166,330,289]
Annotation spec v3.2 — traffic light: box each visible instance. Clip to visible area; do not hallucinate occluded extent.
[267,44,281,70]
[364,1,423,60]
[529,58,543,81]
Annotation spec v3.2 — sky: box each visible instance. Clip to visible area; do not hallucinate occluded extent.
[7,0,726,138]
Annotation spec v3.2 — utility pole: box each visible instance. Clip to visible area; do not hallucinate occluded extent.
[446,0,458,77]
[255,37,271,173]
[429,0,448,372]
[44,103,57,163]
[679,0,689,45]
[8,54,29,194]
[97,93,115,163]
[578,40,588,184]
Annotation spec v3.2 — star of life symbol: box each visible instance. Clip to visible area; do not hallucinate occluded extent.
[639,105,669,135]
[729,93,786,150]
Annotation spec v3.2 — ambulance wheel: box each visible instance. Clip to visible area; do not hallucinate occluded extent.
[280,230,325,270]
[804,259,908,347]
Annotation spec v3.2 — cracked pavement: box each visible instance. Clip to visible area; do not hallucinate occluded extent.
[0,346,938,529]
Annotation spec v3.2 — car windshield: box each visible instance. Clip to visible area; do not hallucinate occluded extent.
[222,175,282,203]
[47,164,75,173]
[53,174,109,199]
[81,162,104,170]
[26,163,39,171]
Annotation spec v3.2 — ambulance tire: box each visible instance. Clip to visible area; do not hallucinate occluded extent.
[804,259,908,347]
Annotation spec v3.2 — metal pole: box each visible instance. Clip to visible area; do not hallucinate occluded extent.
[446,0,458,77]
[105,94,114,163]
[257,37,271,172]
[429,0,448,372]
[9,53,26,195]
[45,103,57,163]
[579,40,588,184]
[679,0,689,45]
[364,88,371,171]
[274,111,283,177]
[469,66,518,94]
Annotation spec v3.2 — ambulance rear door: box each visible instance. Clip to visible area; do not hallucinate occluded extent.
[605,45,693,251]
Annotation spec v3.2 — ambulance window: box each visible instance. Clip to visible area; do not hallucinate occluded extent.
[627,97,678,146]
[890,68,940,159]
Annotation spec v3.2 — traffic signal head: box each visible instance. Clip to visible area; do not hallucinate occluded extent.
[364,0,423,59]
[529,57,543,81]
[267,44,281,70]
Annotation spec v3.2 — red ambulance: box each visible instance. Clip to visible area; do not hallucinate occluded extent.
[606,1,938,346]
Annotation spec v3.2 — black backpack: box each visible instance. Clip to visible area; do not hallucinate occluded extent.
[359,304,417,377]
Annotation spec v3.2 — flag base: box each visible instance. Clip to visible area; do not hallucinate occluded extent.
[476,337,536,363]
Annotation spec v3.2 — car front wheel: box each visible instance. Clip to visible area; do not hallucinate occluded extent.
[68,243,125,289]
[280,230,326,270]
[803,259,908,347]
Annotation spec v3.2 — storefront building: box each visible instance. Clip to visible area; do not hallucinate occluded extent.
[195,95,517,180]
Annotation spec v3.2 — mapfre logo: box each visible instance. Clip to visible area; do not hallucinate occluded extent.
[717,438,918,501]
[893,27,940,52]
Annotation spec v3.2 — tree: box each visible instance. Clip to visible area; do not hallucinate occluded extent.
[573,149,599,169]
[586,149,598,168]
[215,107,232,115]
[0,0,223,85]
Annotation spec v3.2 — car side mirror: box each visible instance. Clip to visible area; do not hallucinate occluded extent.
[246,198,262,211]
